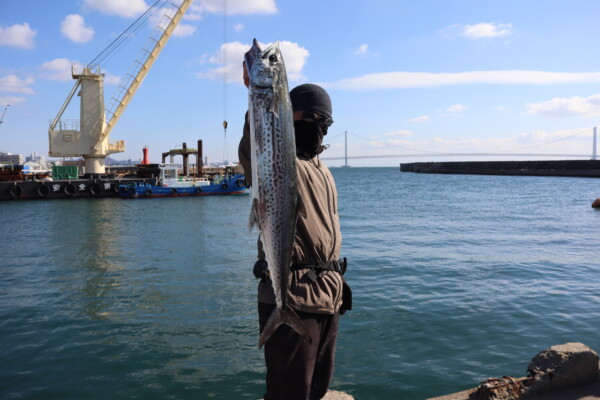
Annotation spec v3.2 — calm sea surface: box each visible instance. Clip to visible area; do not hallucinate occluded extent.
[2,167,600,400]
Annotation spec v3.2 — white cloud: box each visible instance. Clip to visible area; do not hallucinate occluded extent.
[191,0,277,16]
[145,7,196,38]
[196,41,251,83]
[83,0,149,18]
[445,104,466,112]
[0,96,26,105]
[382,130,414,137]
[0,23,37,49]
[458,22,513,39]
[278,41,310,81]
[234,23,244,32]
[40,58,75,82]
[408,115,429,123]
[525,94,600,118]
[0,75,35,94]
[173,24,196,37]
[196,40,309,83]
[39,58,120,84]
[354,44,368,56]
[354,127,593,156]
[327,70,600,91]
[104,73,122,85]
[61,14,95,43]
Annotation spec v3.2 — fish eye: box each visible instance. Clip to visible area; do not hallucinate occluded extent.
[268,54,278,63]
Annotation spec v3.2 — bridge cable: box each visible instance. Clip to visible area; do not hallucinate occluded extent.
[503,127,593,153]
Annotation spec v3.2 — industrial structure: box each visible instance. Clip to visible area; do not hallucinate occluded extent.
[48,0,193,175]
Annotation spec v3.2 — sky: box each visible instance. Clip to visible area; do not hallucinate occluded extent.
[1,0,600,167]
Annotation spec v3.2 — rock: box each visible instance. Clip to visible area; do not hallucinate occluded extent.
[525,342,599,397]
[322,390,355,400]
[473,376,529,400]
[261,390,354,400]
[593,198,600,208]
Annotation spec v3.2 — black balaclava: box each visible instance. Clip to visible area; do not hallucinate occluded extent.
[290,84,333,158]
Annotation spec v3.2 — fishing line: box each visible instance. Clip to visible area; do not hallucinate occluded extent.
[222,0,229,164]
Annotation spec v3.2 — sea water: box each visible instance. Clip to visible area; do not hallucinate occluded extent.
[1,167,599,399]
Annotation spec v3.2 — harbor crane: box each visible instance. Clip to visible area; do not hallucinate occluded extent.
[48,0,192,175]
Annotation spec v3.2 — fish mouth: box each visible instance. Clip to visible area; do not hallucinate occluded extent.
[244,38,282,89]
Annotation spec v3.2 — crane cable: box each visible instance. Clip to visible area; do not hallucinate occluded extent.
[222,0,229,164]
[87,0,168,68]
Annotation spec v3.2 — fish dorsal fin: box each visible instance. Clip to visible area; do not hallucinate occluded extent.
[244,38,261,71]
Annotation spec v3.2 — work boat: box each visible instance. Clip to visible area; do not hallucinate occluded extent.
[118,164,247,198]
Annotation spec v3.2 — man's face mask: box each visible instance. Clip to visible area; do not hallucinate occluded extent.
[294,121,324,157]
[294,112,333,158]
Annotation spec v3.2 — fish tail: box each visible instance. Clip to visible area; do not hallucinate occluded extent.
[258,306,312,349]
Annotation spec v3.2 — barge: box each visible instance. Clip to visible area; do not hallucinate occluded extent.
[0,160,247,201]
[117,164,247,198]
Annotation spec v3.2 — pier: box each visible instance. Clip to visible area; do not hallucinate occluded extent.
[400,159,600,177]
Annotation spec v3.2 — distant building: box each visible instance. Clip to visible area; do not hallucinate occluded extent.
[0,152,24,164]
[26,152,46,165]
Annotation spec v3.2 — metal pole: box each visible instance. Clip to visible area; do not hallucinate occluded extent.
[197,139,203,177]
[593,127,597,160]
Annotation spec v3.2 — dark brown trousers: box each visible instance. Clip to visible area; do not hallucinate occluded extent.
[258,303,339,400]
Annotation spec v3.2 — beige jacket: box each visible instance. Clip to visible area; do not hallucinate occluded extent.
[238,116,343,314]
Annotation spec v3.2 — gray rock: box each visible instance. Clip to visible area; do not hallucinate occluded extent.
[525,342,599,397]
[261,390,354,400]
[322,390,355,400]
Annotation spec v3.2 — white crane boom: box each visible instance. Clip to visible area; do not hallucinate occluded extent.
[101,0,193,141]
[48,0,193,174]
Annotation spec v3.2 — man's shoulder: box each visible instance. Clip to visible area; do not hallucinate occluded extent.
[296,157,330,170]
[297,158,335,187]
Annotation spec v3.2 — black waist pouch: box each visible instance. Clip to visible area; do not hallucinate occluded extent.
[340,277,352,315]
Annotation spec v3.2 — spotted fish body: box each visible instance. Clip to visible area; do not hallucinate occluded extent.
[245,39,311,348]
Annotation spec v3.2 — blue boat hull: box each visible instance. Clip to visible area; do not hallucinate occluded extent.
[118,174,248,198]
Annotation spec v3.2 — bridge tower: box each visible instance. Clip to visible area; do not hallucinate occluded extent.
[593,127,597,160]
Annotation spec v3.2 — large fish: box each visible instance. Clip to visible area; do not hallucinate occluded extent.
[245,39,311,348]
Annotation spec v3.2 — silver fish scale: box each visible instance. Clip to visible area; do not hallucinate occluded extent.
[246,42,297,312]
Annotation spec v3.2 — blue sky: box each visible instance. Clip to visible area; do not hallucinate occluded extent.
[1,0,600,166]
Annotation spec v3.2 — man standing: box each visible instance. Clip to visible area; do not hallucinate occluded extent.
[239,78,350,400]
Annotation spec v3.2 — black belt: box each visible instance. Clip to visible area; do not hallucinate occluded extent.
[253,257,347,280]
[291,257,347,275]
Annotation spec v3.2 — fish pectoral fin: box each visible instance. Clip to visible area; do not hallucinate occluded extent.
[248,198,259,232]
[258,306,312,349]
[269,97,279,118]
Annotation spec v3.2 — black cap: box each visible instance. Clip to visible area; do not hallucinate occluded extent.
[290,84,332,120]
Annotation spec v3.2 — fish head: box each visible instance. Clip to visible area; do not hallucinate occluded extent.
[244,39,286,90]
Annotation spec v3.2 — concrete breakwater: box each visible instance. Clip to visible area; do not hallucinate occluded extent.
[428,342,600,400]
[400,160,600,177]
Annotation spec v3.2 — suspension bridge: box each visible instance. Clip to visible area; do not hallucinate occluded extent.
[321,127,599,166]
